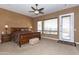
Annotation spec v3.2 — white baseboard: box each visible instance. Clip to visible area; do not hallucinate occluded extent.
[42,36,79,45]
[42,36,58,41]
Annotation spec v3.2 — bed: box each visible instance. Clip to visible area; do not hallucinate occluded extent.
[10,27,41,47]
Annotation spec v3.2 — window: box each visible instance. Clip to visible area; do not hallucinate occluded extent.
[37,18,58,35]
[43,18,58,34]
[37,21,42,33]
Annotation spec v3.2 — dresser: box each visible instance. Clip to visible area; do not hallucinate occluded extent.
[1,34,11,43]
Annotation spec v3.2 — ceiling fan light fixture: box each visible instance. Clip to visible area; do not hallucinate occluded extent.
[34,10,39,14]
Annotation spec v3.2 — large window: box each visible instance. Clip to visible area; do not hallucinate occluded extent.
[43,18,58,34]
[37,18,58,35]
[37,21,42,33]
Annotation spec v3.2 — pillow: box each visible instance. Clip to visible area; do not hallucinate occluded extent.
[21,28,29,31]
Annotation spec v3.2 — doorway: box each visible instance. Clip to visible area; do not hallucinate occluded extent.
[59,13,74,42]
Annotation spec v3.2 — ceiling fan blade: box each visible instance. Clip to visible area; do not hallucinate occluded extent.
[38,8,44,11]
[39,12,44,14]
[29,11,34,12]
[31,7,36,10]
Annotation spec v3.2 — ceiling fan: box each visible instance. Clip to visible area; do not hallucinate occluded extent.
[29,4,44,15]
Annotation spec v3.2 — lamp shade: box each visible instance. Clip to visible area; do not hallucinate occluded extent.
[5,25,8,28]
[1,31,5,34]
[29,26,32,28]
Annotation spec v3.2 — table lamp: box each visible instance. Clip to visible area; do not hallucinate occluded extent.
[5,25,8,34]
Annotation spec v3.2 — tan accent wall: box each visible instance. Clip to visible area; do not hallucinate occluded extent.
[33,6,79,42]
[0,8,33,42]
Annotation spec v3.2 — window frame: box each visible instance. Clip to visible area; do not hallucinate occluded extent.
[37,21,43,33]
[36,17,58,35]
[43,18,58,35]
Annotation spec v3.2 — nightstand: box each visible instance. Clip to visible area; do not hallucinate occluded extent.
[1,34,11,43]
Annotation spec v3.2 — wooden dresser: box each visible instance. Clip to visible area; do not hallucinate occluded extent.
[1,34,11,43]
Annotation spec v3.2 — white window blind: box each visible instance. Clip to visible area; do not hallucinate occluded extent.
[43,18,58,34]
[37,21,42,33]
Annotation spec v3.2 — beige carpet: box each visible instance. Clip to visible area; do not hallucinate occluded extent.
[0,39,79,55]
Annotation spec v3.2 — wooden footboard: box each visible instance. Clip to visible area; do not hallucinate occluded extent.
[18,32,41,47]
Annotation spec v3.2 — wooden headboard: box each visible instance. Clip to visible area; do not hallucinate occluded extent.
[10,27,29,33]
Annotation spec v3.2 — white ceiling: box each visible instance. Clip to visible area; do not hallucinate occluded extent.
[0,4,78,17]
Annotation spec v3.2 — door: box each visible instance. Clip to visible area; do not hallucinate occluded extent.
[59,13,74,42]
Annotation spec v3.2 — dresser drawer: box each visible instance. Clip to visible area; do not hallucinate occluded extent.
[1,34,11,43]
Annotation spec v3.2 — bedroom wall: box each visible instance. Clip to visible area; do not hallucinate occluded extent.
[0,8,33,42]
[33,6,79,42]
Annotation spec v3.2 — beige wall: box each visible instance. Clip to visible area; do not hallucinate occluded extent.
[0,6,79,42]
[33,6,79,42]
[0,8,34,41]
